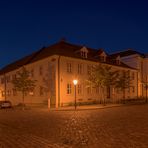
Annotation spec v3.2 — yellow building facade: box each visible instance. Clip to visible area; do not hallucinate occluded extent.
[0,41,139,108]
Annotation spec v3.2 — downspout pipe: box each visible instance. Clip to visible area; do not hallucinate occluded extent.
[57,55,61,107]
[4,73,6,101]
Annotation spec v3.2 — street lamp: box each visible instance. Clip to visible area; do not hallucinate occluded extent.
[73,79,78,110]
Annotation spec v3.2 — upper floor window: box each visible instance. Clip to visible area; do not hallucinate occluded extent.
[39,66,43,76]
[12,74,16,80]
[67,63,72,73]
[1,77,5,84]
[132,72,135,80]
[6,75,11,83]
[31,69,34,77]
[78,64,83,74]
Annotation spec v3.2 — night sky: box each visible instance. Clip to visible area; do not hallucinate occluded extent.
[0,0,148,68]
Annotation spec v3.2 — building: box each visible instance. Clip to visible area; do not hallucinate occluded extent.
[0,41,138,108]
[111,49,148,98]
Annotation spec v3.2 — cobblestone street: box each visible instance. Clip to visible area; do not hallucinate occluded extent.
[0,104,148,148]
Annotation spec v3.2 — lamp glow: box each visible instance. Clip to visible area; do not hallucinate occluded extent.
[73,80,78,85]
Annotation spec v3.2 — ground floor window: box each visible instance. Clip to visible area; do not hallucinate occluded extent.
[67,83,72,94]
[77,84,82,95]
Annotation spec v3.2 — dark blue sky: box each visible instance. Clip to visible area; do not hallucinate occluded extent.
[0,0,148,68]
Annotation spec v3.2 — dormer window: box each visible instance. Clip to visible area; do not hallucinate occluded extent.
[97,50,107,62]
[116,56,121,65]
[81,51,87,58]
[116,60,120,65]
[100,56,106,62]
[80,47,88,58]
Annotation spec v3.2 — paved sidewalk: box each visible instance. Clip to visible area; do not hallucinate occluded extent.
[49,103,123,111]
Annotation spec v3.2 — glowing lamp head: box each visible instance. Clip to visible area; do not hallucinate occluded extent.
[73,79,78,85]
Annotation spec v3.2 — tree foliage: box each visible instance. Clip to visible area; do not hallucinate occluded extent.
[87,64,119,89]
[86,64,119,104]
[115,70,132,99]
[12,67,37,104]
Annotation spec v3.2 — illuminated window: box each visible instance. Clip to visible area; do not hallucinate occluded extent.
[67,63,72,73]
[67,83,72,94]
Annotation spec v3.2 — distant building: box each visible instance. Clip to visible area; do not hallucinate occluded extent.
[111,49,148,98]
[0,41,139,108]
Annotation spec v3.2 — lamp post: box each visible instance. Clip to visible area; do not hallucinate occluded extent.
[73,79,78,110]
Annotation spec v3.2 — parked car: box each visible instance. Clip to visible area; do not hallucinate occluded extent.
[0,100,12,109]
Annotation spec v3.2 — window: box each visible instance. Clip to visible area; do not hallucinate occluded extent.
[13,89,17,96]
[40,86,44,96]
[67,63,72,73]
[1,77,5,84]
[132,72,135,80]
[100,56,105,62]
[39,66,43,76]
[31,69,34,77]
[96,87,99,94]
[132,86,135,93]
[12,74,16,80]
[78,64,83,74]
[67,83,72,94]
[7,90,11,96]
[128,87,130,93]
[87,87,91,94]
[116,60,120,65]
[78,84,82,95]
[81,51,87,58]
[2,91,5,97]
[87,65,91,74]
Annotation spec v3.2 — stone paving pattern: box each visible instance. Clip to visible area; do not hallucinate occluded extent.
[0,104,148,148]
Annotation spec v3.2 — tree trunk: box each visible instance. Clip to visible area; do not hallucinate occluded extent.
[123,89,125,104]
[22,91,25,104]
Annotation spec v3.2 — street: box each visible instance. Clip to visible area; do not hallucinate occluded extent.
[0,104,148,148]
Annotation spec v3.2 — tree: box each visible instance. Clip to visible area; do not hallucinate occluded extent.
[115,70,132,102]
[143,82,148,103]
[12,67,37,104]
[87,64,119,104]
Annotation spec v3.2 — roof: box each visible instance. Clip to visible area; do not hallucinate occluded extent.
[0,41,136,75]
[110,49,145,58]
